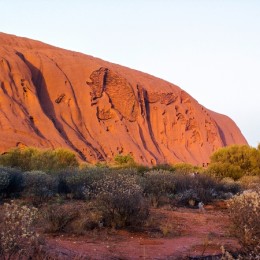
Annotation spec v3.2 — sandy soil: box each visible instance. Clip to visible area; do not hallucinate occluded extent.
[46,204,240,259]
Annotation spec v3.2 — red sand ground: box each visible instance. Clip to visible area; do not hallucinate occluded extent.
[46,205,239,259]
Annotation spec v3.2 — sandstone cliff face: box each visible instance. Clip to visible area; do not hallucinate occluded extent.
[0,33,247,165]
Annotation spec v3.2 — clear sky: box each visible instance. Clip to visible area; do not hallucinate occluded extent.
[1,0,259,146]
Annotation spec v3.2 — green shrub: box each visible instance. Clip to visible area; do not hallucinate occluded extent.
[22,170,58,203]
[208,162,244,180]
[0,167,23,198]
[208,145,260,180]
[172,163,203,174]
[34,148,79,172]
[0,148,37,171]
[142,170,175,207]
[172,173,239,206]
[228,191,260,257]
[0,169,11,198]
[0,147,79,172]
[114,154,135,166]
[57,167,108,199]
[93,173,149,228]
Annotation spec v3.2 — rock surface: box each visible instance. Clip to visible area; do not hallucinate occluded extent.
[0,32,247,165]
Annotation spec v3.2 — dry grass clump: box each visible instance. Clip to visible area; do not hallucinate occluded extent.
[41,203,79,233]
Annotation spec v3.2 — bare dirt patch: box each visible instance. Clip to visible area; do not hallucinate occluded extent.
[46,204,239,259]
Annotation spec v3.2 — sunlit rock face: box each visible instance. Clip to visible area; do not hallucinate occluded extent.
[0,33,247,165]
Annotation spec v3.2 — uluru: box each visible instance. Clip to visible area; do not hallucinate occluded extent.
[0,32,247,165]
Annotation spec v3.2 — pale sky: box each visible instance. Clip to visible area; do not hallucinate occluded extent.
[1,0,259,146]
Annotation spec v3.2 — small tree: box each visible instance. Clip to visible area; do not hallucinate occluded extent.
[208,145,260,180]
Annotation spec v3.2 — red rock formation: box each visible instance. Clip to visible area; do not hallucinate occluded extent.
[0,33,247,165]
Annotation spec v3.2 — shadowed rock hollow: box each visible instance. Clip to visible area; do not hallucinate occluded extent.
[0,33,247,165]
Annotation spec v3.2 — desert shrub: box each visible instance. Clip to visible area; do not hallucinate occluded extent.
[208,162,244,180]
[57,167,108,199]
[112,167,141,177]
[0,201,43,259]
[151,164,174,171]
[0,167,23,198]
[114,153,135,166]
[208,145,260,180]
[172,173,239,206]
[133,164,150,174]
[93,173,149,228]
[34,148,79,172]
[22,170,58,203]
[0,168,11,198]
[228,191,260,257]
[238,175,260,191]
[0,147,37,171]
[217,177,241,197]
[41,202,103,235]
[171,173,194,194]
[175,175,216,206]
[174,189,200,207]
[68,202,104,234]
[142,170,175,207]
[62,172,91,200]
[172,163,204,174]
[0,147,79,172]
[42,203,79,233]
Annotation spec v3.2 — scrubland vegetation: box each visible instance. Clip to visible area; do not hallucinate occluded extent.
[0,145,259,259]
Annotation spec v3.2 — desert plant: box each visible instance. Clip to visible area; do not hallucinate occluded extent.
[0,147,37,171]
[93,173,149,228]
[172,173,239,206]
[142,170,175,207]
[228,190,260,257]
[22,170,58,203]
[0,201,42,259]
[208,145,260,180]
[0,168,11,198]
[238,175,260,191]
[0,147,79,172]
[172,162,203,174]
[34,148,79,172]
[114,153,135,166]
[42,203,79,233]
[68,202,104,234]
[0,167,23,198]
[151,164,174,171]
[208,162,244,180]
[57,167,108,199]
